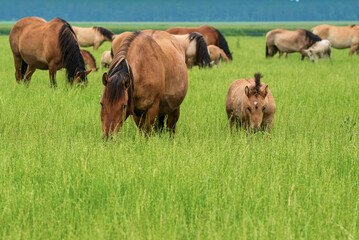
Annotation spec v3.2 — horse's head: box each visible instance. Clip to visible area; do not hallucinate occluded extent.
[303,49,315,62]
[188,32,211,68]
[74,70,91,86]
[243,73,268,132]
[100,59,132,139]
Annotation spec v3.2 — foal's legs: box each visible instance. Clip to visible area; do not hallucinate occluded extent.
[167,108,180,134]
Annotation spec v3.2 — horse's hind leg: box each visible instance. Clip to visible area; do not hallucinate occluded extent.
[23,65,36,85]
[49,66,57,87]
[13,55,26,83]
[155,115,165,132]
[349,44,359,56]
[167,108,180,134]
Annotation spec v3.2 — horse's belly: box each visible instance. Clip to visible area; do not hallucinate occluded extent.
[329,38,351,49]
[21,52,48,69]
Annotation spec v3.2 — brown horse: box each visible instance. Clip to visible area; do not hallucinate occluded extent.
[101,31,188,138]
[9,17,90,86]
[208,45,229,68]
[266,29,321,60]
[311,24,359,55]
[166,25,232,60]
[80,49,98,71]
[226,73,276,132]
[72,26,114,50]
[113,31,211,68]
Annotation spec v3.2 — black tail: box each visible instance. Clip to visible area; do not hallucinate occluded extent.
[215,28,232,60]
[21,60,28,78]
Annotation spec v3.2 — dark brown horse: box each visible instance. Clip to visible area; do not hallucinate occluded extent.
[9,17,90,86]
[101,31,188,138]
[80,49,98,71]
[166,25,232,60]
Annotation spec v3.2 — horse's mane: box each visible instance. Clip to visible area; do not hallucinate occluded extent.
[189,32,211,68]
[93,26,114,41]
[303,29,322,46]
[81,49,97,67]
[105,31,140,109]
[252,73,263,94]
[349,24,356,28]
[57,18,86,82]
[215,28,232,60]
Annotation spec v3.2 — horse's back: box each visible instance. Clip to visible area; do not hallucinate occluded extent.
[313,24,359,48]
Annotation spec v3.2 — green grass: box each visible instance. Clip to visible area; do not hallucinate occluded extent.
[0,31,358,239]
[2,21,359,36]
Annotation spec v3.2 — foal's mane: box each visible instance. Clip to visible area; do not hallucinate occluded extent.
[105,31,140,107]
[252,73,263,95]
[303,29,322,47]
[93,26,114,41]
[189,32,211,68]
[57,18,86,82]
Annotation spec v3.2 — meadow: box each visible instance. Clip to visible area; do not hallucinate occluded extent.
[0,27,358,239]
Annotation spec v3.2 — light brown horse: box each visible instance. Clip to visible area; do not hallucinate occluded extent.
[112,31,211,68]
[9,17,90,86]
[72,26,114,50]
[101,51,112,69]
[311,24,359,55]
[208,45,229,68]
[101,31,188,138]
[166,25,232,60]
[226,73,276,132]
[266,29,322,60]
[80,49,98,71]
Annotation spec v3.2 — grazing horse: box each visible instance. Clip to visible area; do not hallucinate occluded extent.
[101,31,188,138]
[311,24,359,55]
[80,49,98,71]
[72,26,114,50]
[208,45,229,68]
[303,40,332,62]
[112,31,211,68]
[101,51,112,69]
[226,73,276,132]
[9,17,90,86]
[266,29,321,60]
[166,25,233,60]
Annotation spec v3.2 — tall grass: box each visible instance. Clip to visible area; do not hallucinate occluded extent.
[0,33,358,239]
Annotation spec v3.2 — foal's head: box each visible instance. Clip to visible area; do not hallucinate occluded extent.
[243,73,269,132]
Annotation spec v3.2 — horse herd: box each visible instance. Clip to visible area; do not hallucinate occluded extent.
[8,17,358,138]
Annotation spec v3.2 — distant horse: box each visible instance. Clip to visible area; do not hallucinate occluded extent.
[101,51,112,69]
[208,45,229,68]
[266,29,322,60]
[311,24,359,55]
[113,31,211,68]
[303,40,332,62]
[80,49,98,71]
[166,25,233,60]
[72,26,114,50]
[101,31,188,137]
[226,73,276,132]
[9,17,90,86]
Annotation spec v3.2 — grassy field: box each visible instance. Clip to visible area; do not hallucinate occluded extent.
[0,31,358,239]
[2,21,359,36]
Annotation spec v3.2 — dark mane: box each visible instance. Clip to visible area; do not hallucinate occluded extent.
[252,73,263,94]
[215,28,232,60]
[57,18,86,82]
[189,32,211,68]
[106,31,141,109]
[349,24,356,28]
[303,29,322,47]
[93,26,114,41]
[81,49,97,67]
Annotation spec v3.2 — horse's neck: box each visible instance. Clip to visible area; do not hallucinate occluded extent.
[172,34,189,52]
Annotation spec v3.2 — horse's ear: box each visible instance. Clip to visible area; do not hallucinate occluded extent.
[85,70,92,75]
[102,72,109,86]
[123,74,131,90]
[245,86,250,97]
[263,85,268,97]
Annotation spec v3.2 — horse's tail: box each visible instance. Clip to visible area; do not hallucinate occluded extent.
[215,28,232,60]
[21,59,28,78]
[189,32,211,68]
[219,49,229,64]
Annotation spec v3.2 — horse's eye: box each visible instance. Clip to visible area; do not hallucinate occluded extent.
[247,107,251,113]
[121,104,127,110]
[263,107,266,111]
